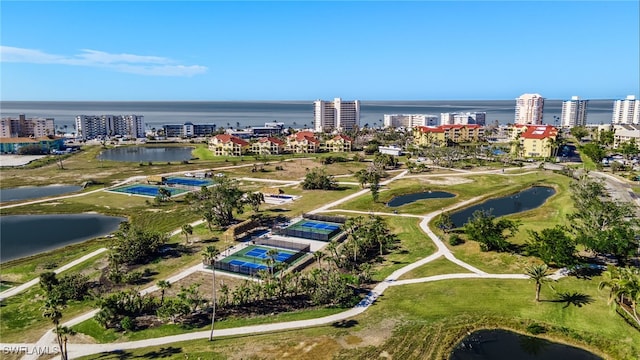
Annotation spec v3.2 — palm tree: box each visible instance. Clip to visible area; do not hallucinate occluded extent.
[157,280,171,305]
[526,264,551,302]
[202,246,220,341]
[56,326,75,360]
[42,296,68,360]
[181,224,193,245]
[266,248,279,276]
[313,250,326,268]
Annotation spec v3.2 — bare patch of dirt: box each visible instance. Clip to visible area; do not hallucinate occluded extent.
[419,177,473,186]
[337,317,398,349]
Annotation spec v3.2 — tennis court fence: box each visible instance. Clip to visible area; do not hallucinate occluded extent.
[254,238,310,252]
[302,213,347,224]
[210,261,265,277]
[273,227,340,241]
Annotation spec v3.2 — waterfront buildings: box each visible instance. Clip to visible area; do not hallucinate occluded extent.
[612,95,640,125]
[441,112,486,126]
[75,115,145,140]
[383,114,438,128]
[314,98,360,132]
[413,125,484,146]
[162,123,217,137]
[0,115,55,138]
[515,93,544,125]
[561,96,588,128]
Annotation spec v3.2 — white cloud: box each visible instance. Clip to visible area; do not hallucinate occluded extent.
[0,46,207,77]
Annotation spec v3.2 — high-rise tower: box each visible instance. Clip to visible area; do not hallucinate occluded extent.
[515,93,544,125]
[561,96,588,128]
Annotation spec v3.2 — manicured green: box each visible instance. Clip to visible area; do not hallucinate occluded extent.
[399,256,470,279]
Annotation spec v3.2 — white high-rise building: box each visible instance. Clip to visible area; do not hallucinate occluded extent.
[561,96,588,128]
[383,114,438,128]
[314,98,360,132]
[515,93,544,125]
[440,112,486,126]
[612,95,640,125]
[75,115,145,140]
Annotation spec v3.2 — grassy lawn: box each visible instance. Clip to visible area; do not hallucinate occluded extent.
[398,256,470,279]
[336,171,557,215]
[0,285,97,342]
[73,306,345,343]
[371,216,437,281]
[0,238,109,284]
[76,276,640,360]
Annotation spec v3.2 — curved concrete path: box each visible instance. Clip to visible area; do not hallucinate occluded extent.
[2,164,566,359]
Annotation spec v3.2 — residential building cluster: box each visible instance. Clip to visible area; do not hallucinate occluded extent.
[0,114,63,154]
[0,114,55,138]
[75,115,145,140]
[208,131,353,156]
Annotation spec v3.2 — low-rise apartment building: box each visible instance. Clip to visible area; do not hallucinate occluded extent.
[323,135,353,152]
[286,131,320,153]
[251,137,285,155]
[208,134,250,156]
[413,125,484,146]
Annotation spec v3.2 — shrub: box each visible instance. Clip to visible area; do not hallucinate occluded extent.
[526,323,547,335]
[120,316,134,331]
[448,234,464,246]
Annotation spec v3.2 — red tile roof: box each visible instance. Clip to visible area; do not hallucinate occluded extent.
[520,125,558,139]
[214,134,249,146]
[259,137,285,145]
[290,131,320,143]
[415,126,444,133]
[332,134,353,141]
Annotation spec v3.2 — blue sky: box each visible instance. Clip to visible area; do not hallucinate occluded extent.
[1,1,638,101]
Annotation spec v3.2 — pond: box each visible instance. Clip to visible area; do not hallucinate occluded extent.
[450,329,602,359]
[450,186,555,228]
[0,185,83,203]
[387,191,456,207]
[0,214,125,263]
[97,146,194,162]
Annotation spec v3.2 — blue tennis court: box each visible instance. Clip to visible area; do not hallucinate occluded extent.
[245,248,293,262]
[109,184,187,197]
[228,259,267,270]
[300,221,340,231]
[165,177,213,187]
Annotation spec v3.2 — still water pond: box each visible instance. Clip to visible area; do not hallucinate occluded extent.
[0,185,82,203]
[387,191,455,207]
[0,214,125,263]
[450,186,555,228]
[450,329,602,360]
[97,146,194,162]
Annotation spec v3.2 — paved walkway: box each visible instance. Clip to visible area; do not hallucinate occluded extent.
[1,164,574,359]
[0,248,108,301]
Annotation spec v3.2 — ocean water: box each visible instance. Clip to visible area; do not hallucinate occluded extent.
[0,100,616,130]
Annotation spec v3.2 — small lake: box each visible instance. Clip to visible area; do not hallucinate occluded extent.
[0,185,83,203]
[387,191,456,207]
[0,214,125,263]
[450,329,602,359]
[450,186,555,228]
[97,146,194,162]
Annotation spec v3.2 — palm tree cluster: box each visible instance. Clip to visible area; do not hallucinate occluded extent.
[599,267,640,325]
[95,284,205,330]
